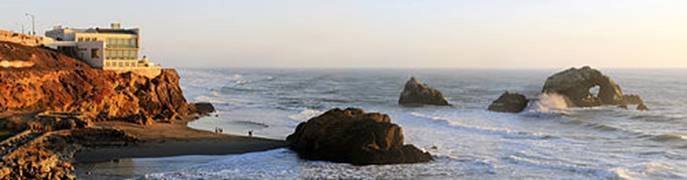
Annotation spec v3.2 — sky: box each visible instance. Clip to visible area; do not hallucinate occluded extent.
[1,0,686,69]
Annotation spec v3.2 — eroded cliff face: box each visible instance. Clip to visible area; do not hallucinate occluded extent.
[0,41,192,125]
[0,36,207,179]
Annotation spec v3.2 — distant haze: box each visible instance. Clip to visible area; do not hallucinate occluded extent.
[1,0,686,69]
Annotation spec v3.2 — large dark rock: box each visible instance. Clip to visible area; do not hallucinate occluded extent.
[190,102,215,116]
[399,77,450,106]
[286,108,432,165]
[542,66,623,107]
[542,66,649,110]
[488,92,529,113]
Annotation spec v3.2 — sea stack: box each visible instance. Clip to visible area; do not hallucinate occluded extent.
[542,66,648,109]
[488,92,529,113]
[286,108,433,165]
[398,77,450,106]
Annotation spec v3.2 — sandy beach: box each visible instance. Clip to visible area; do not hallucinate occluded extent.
[74,121,286,163]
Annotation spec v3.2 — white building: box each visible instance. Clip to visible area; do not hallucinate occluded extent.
[45,23,161,77]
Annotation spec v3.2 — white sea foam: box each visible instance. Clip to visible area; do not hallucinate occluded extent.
[193,95,227,104]
[146,149,497,179]
[610,162,680,180]
[408,112,555,140]
[526,93,570,113]
[287,108,323,122]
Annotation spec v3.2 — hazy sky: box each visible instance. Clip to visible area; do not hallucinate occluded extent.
[1,0,686,68]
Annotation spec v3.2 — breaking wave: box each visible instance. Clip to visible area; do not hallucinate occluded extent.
[408,112,557,140]
[525,93,570,114]
[288,108,323,122]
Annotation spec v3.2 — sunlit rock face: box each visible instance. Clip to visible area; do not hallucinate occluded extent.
[0,41,196,125]
[399,77,450,107]
[286,108,433,165]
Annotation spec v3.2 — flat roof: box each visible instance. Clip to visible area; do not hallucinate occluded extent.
[89,28,138,35]
[62,27,139,35]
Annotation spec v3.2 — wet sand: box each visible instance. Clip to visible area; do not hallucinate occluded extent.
[74,121,287,163]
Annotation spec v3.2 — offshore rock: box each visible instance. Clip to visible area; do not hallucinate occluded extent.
[542,66,627,107]
[488,92,529,113]
[286,108,433,165]
[399,77,450,106]
[190,102,216,116]
[623,94,649,111]
[637,103,649,111]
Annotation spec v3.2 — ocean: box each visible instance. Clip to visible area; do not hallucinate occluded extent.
[81,68,687,179]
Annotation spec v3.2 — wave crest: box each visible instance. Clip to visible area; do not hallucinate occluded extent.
[526,93,570,113]
[288,108,323,122]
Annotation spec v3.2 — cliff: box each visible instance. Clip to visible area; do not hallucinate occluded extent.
[0,41,194,126]
[0,36,209,179]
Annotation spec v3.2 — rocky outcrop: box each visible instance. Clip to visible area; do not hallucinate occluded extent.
[0,33,213,179]
[399,77,450,106]
[189,102,216,116]
[0,42,88,70]
[0,30,50,47]
[0,41,201,125]
[0,131,78,180]
[286,108,432,165]
[542,66,623,107]
[623,95,649,111]
[0,128,136,179]
[542,66,647,109]
[488,92,529,113]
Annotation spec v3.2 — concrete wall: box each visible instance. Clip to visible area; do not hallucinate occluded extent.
[75,41,105,68]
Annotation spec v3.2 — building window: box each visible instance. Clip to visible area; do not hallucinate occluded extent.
[78,37,84,42]
[91,48,100,59]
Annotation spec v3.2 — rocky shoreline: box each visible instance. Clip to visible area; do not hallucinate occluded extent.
[0,40,286,179]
